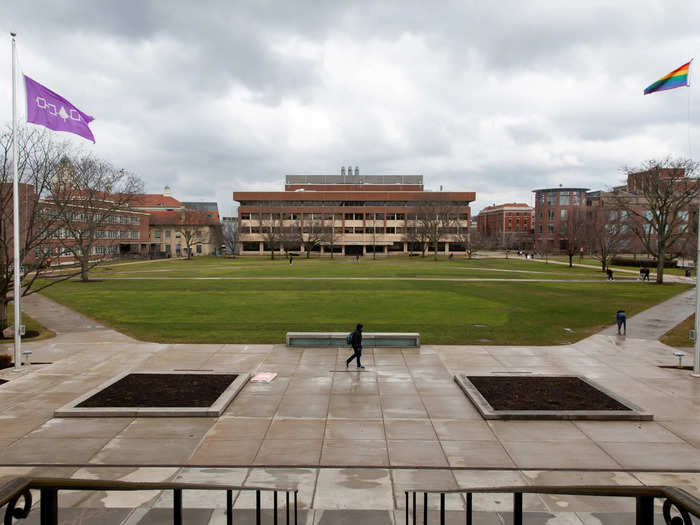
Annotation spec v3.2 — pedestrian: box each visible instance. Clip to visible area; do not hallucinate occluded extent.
[644,268,650,281]
[345,323,365,369]
[685,268,691,278]
[289,254,293,265]
[616,310,626,335]
[639,268,644,281]
[606,268,614,280]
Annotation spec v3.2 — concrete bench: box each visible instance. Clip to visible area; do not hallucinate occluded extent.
[286,332,420,348]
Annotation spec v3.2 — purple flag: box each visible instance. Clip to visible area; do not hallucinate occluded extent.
[24,75,95,143]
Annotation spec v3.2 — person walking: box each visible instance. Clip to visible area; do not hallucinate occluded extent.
[606,268,614,280]
[616,310,626,335]
[346,323,365,369]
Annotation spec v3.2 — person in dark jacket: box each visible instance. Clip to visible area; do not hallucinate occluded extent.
[616,310,626,335]
[345,323,364,369]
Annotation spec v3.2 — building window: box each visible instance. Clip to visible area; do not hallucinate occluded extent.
[547,224,554,233]
[547,210,555,220]
[560,209,568,221]
[547,192,557,206]
[572,192,580,205]
[344,227,353,233]
[165,230,171,239]
[241,213,250,220]
[386,227,396,234]
[537,192,545,204]
[538,224,543,233]
[154,230,161,239]
[344,213,353,220]
[559,192,570,206]
[395,213,405,220]
[196,245,202,254]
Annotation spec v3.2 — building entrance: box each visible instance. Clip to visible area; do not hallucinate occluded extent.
[345,245,363,256]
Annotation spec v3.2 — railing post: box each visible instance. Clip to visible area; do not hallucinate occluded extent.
[405,491,408,525]
[440,493,445,525]
[274,490,278,525]
[636,496,654,525]
[466,492,472,525]
[226,489,233,525]
[40,488,58,525]
[424,493,427,525]
[413,491,417,525]
[286,491,290,525]
[173,489,182,525]
[294,489,298,525]
[513,492,522,525]
[256,490,261,525]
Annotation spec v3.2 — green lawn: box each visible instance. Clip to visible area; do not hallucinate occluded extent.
[39,256,690,345]
[2,305,54,343]
[660,314,695,347]
[85,255,638,281]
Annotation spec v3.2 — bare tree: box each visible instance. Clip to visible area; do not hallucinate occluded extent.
[175,209,216,259]
[585,207,627,272]
[261,211,283,260]
[416,203,454,260]
[221,221,239,255]
[47,156,143,280]
[0,126,78,330]
[320,213,338,259]
[402,221,422,256]
[299,214,325,258]
[611,157,700,283]
[561,208,588,267]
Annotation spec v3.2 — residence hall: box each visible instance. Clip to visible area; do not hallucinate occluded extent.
[532,187,589,252]
[233,170,476,256]
[477,202,534,249]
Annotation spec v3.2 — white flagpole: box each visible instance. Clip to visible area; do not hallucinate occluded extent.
[11,32,21,372]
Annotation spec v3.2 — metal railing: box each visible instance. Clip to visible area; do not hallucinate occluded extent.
[404,485,700,525]
[0,477,298,525]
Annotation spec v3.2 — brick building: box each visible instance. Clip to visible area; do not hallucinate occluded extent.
[532,187,589,252]
[131,189,221,257]
[477,203,534,249]
[234,170,475,256]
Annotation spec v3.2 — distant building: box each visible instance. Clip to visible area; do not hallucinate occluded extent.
[532,187,589,252]
[234,168,475,256]
[131,188,221,257]
[477,203,534,250]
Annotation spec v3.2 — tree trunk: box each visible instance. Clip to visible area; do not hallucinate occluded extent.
[0,299,8,331]
[601,260,606,272]
[656,255,664,284]
[270,249,275,260]
[80,257,89,282]
[568,254,573,267]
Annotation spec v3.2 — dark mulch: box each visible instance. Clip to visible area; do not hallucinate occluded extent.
[77,373,238,408]
[467,376,632,411]
[0,379,7,386]
[658,365,695,371]
[0,361,52,370]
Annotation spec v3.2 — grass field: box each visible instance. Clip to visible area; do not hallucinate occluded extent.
[39,255,690,345]
[660,314,695,348]
[1,306,54,343]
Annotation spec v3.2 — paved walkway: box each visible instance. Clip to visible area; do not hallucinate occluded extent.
[599,287,696,339]
[1,291,699,524]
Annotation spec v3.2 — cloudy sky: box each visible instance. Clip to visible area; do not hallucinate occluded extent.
[2,1,699,216]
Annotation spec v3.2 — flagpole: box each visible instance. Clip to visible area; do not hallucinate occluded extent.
[11,32,21,372]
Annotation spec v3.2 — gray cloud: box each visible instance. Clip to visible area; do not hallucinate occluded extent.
[1,1,699,215]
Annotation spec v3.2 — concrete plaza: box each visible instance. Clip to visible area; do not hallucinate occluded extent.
[1,291,699,524]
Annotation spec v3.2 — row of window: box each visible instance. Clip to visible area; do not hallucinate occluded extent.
[40,209,141,225]
[535,191,584,206]
[34,245,120,257]
[239,200,468,207]
[242,226,469,235]
[240,212,470,221]
[45,229,140,240]
[153,230,183,240]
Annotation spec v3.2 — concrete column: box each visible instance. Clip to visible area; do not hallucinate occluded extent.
[320,245,325,255]
[363,245,367,255]
[403,242,408,253]
[259,241,264,254]
[445,243,450,255]
[341,245,345,256]
[384,245,388,254]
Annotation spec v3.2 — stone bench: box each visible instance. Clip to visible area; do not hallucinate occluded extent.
[286,332,420,348]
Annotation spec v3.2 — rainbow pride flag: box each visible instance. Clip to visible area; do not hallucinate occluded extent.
[644,60,692,95]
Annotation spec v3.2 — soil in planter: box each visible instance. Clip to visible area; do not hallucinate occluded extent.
[77,373,239,408]
[467,376,631,411]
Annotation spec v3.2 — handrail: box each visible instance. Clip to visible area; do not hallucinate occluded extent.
[405,484,700,525]
[1,476,299,525]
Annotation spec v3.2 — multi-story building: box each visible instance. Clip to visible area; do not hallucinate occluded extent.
[234,169,475,256]
[532,187,589,252]
[477,203,534,249]
[131,189,221,257]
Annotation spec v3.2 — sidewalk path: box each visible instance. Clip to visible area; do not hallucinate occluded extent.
[598,287,696,340]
